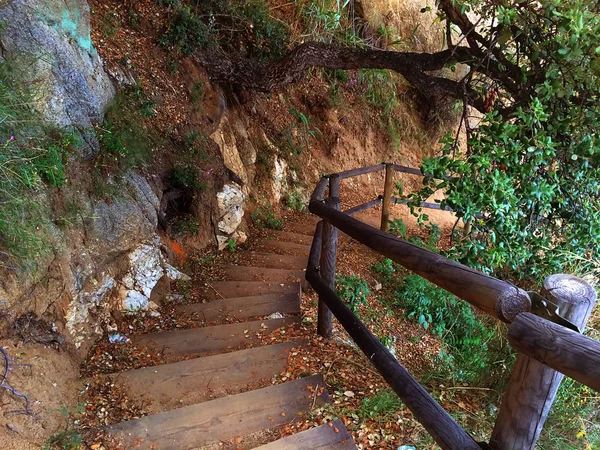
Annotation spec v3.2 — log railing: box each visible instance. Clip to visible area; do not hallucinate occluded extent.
[305,163,599,450]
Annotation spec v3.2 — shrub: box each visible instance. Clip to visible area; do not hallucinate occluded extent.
[285,190,306,212]
[159,7,209,56]
[251,206,283,230]
[388,218,407,238]
[396,275,513,386]
[335,275,370,313]
[170,166,207,192]
[370,257,396,283]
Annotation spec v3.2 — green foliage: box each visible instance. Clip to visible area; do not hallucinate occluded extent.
[251,205,283,230]
[300,0,362,45]
[227,238,237,253]
[190,81,204,105]
[159,7,210,56]
[235,0,288,60]
[539,378,600,449]
[97,84,155,171]
[388,218,407,238]
[170,166,207,192]
[335,274,370,313]
[412,0,600,281]
[285,190,306,212]
[370,257,396,283]
[42,430,83,450]
[0,59,84,267]
[396,275,513,386]
[359,390,403,422]
[172,214,201,234]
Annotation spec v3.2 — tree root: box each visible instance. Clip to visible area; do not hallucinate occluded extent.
[0,346,35,416]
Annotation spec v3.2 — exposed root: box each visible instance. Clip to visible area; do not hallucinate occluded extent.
[0,346,35,416]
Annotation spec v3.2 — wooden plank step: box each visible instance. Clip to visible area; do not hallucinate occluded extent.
[253,419,357,450]
[287,221,320,237]
[206,280,301,300]
[176,292,300,321]
[133,317,299,359]
[259,240,311,257]
[222,265,307,290]
[113,341,306,412]
[267,230,314,245]
[106,375,330,450]
[242,252,308,271]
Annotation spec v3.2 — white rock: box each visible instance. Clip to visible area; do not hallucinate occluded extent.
[124,290,149,311]
[165,264,191,281]
[217,184,246,235]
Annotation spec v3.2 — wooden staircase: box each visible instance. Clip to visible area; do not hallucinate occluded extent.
[104,219,358,449]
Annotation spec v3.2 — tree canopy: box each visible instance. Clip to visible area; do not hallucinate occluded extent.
[198,0,600,281]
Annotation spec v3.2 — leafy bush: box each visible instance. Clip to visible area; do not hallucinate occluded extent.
[251,206,283,230]
[170,166,207,192]
[396,275,512,385]
[159,7,210,56]
[285,190,306,212]
[335,275,370,313]
[370,258,396,283]
[359,390,403,422]
[388,218,407,238]
[172,214,201,234]
[97,84,155,170]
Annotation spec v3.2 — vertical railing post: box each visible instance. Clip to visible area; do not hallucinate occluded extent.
[381,163,395,232]
[490,274,597,449]
[318,174,340,339]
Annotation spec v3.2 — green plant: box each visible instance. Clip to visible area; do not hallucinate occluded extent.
[359,390,403,422]
[289,107,320,152]
[370,258,396,283]
[0,59,86,267]
[539,378,600,449]
[227,238,237,253]
[190,81,204,104]
[388,218,407,238]
[172,214,201,234]
[42,430,83,450]
[335,275,370,313]
[397,275,513,386]
[170,166,207,192]
[251,206,283,230]
[159,7,210,56]
[285,190,306,212]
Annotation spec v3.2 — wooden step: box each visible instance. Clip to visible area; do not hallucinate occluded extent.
[113,341,306,412]
[259,240,311,257]
[206,280,301,300]
[106,375,330,450]
[176,292,301,321]
[222,265,307,290]
[242,252,308,271]
[133,317,299,359]
[287,221,320,237]
[253,419,357,450]
[267,230,314,245]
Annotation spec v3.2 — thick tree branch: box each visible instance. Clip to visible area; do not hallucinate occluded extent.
[196,42,487,112]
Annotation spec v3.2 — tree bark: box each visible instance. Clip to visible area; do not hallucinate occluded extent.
[195,43,487,113]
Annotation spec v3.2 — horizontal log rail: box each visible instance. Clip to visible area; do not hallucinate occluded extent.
[306,222,484,450]
[508,312,600,392]
[310,200,531,322]
[306,162,599,449]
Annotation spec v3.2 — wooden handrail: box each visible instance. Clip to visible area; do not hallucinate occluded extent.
[306,162,599,449]
[310,200,531,322]
[336,163,385,180]
[508,313,600,392]
[306,223,483,450]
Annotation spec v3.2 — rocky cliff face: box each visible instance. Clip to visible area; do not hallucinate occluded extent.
[0,0,194,354]
[0,0,114,152]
